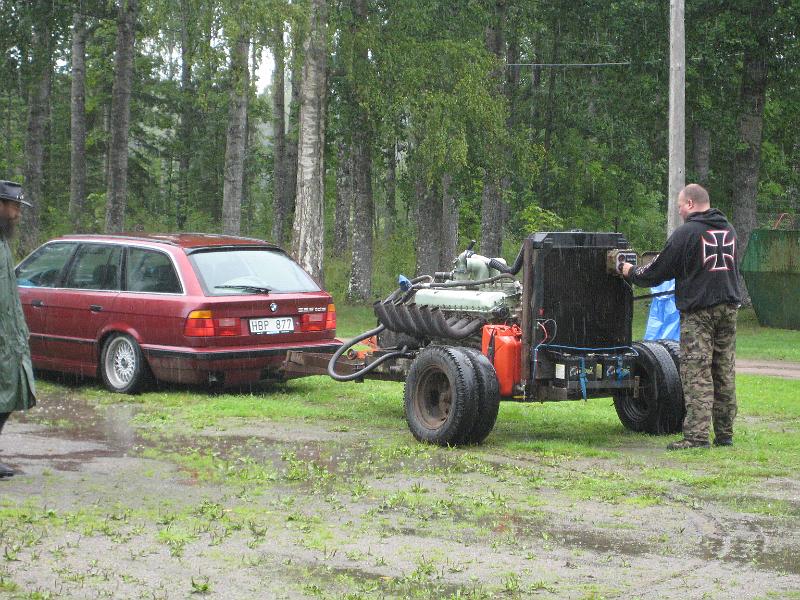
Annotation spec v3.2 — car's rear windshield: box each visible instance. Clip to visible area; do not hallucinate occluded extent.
[189,248,321,295]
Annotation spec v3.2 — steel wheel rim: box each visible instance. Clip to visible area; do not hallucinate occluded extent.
[414,367,452,429]
[105,338,136,389]
[624,370,654,419]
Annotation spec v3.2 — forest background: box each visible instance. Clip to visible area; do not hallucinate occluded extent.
[2,0,798,304]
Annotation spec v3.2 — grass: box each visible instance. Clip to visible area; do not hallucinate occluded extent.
[7,300,799,598]
[38,364,798,516]
[734,309,800,361]
[334,304,378,339]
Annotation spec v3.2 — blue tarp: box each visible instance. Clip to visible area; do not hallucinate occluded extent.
[643,279,680,341]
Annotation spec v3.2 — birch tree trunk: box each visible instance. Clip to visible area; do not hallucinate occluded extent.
[692,123,710,185]
[285,32,303,232]
[480,176,503,257]
[69,11,88,231]
[731,53,768,306]
[415,178,441,277]
[731,2,776,304]
[731,49,769,266]
[222,34,249,235]
[347,0,374,302]
[530,31,542,127]
[333,139,352,257]
[440,172,458,270]
[384,142,397,238]
[241,43,257,234]
[543,18,561,152]
[105,0,137,233]
[177,0,193,229]
[479,0,507,259]
[347,128,373,301]
[271,23,288,245]
[291,0,328,283]
[21,21,52,253]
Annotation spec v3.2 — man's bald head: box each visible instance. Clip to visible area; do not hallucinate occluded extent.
[682,184,710,207]
[678,183,711,221]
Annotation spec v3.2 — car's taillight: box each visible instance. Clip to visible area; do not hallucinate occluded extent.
[184,310,215,337]
[298,304,336,332]
[325,303,336,331]
[184,311,240,337]
[300,312,326,332]
[216,317,239,336]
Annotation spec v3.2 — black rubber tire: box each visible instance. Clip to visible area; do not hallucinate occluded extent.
[657,339,681,369]
[404,346,478,446]
[613,340,682,434]
[655,339,685,432]
[100,333,150,394]
[460,347,501,445]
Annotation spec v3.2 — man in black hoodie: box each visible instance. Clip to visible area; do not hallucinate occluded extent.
[621,184,741,450]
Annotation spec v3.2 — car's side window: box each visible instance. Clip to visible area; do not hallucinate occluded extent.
[15,242,77,288]
[64,244,123,291]
[126,247,182,294]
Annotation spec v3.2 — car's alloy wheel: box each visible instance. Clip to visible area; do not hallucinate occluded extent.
[101,334,149,394]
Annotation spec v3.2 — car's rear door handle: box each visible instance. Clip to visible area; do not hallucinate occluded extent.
[31,299,44,308]
[89,304,103,312]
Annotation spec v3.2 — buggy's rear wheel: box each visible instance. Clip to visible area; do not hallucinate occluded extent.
[460,348,501,445]
[404,346,478,446]
[654,339,685,432]
[613,341,682,434]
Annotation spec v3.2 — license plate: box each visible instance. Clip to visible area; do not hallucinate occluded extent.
[249,317,295,335]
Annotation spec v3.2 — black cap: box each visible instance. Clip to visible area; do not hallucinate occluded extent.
[0,180,31,207]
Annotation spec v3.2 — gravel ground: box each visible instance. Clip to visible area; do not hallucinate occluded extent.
[0,384,798,600]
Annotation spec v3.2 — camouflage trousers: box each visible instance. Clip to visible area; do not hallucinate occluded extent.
[680,304,738,443]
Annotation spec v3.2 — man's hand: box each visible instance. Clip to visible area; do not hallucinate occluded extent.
[621,262,634,277]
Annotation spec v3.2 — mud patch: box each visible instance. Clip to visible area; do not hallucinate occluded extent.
[2,384,800,599]
[737,359,800,379]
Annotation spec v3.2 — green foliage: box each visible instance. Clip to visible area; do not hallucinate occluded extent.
[3,0,799,297]
[325,227,417,305]
[513,196,564,236]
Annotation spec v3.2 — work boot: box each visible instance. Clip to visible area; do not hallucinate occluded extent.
[666,439,710,451]
[713,437,733,447]
[0,462,14,478]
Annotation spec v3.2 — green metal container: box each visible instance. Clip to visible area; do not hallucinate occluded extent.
[741,229,800,330]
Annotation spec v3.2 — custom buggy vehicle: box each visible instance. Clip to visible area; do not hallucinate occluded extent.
[286,232,683,445]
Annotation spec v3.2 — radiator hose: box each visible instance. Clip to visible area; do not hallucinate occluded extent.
[487,245,524,275]
[327,324,413,382]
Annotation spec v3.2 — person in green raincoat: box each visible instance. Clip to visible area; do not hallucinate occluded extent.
[0,180,36,479]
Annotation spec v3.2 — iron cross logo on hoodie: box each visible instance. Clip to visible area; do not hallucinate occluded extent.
[701,229,735,272]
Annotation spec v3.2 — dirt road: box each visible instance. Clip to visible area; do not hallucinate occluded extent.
[1,383,799,599]
[737,359,800,379]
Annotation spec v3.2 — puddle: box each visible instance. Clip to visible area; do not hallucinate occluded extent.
[13,390,284,474]
[545,526,651,556]
[16,382,463,483]
[495,509,800,576]
[694,515,800,575]
[18,389,137,445]
[9,389,144,470]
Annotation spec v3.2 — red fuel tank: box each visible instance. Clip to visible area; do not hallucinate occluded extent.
[481,324,522,397]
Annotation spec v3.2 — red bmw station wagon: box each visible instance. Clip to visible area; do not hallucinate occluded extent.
[15,233,340,393]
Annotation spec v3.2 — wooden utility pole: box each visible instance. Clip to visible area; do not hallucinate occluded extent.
[667,0,685,236]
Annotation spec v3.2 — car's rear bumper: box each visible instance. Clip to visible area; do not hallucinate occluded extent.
[142,339,343,385]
